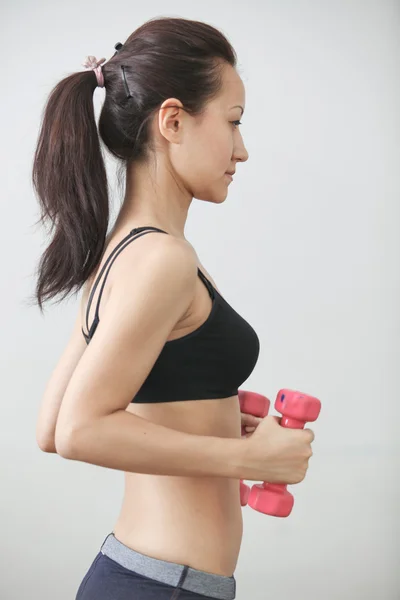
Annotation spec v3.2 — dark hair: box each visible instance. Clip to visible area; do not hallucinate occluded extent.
[30,16,237,312]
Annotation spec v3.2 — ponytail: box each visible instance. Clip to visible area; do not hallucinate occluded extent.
[31,64,109,312]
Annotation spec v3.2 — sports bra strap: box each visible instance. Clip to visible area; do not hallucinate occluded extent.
[197,268,215,299]
[84,226,169,334]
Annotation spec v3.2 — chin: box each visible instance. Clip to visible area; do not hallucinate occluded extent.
[196,188,229,204]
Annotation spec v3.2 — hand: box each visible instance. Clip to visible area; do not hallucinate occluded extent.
[241,415,315,484]
[241,411,263,438]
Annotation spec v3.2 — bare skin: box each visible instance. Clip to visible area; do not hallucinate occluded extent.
[81,230,243,577]
[80,62,249,576]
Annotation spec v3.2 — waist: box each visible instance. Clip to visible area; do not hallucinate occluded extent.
[114,474,243,577]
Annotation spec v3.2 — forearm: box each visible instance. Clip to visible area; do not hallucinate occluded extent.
[57,409,246,479]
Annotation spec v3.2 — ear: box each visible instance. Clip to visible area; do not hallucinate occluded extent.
[158,98,185,143]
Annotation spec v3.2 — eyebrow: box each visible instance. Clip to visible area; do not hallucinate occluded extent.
[231,105,244,116]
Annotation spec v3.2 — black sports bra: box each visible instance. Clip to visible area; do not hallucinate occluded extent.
[82,226,260,402]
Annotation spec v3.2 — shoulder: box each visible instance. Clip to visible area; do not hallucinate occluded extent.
[109,232,198,282]
[82,231,197,297]
[99,232,198,317]
[81,234,198,361]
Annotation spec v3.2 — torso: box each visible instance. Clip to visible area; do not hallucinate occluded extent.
[82,228,243,577]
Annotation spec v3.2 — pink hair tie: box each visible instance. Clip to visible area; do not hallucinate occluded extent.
[82,55,106,88]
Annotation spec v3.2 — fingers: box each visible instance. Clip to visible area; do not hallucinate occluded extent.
[304,428,315,443]
[241,413,263,426]
[240,412,263,437]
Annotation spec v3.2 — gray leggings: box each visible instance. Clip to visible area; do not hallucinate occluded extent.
[75,533,236,599]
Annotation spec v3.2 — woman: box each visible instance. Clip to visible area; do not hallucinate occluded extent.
[34,16,314,600]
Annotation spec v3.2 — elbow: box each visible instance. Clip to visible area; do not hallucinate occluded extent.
[54,426,80,459]
[37,436,57,454]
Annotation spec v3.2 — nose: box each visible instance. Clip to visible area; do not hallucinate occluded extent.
[233,132,249,164]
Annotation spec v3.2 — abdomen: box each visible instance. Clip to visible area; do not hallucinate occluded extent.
[113,395,243,576]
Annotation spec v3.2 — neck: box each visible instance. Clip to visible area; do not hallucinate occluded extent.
[112,160,193,240]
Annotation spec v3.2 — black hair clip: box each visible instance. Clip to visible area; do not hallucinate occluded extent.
[113,42,132,99]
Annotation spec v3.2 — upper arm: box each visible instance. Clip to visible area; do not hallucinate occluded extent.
[36,291,89,452]
[54,236,198,453]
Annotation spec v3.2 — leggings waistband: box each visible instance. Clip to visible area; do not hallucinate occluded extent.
[100,533,236,600]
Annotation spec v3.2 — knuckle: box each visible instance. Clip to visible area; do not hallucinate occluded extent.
[305,428,315,443]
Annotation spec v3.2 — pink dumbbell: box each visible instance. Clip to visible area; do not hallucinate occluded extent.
[248,389,321,517]
[238,390,270,506]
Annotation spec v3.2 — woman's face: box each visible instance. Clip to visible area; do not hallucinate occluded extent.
[160,63,249,204]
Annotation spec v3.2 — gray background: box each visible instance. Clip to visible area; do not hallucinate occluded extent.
[1,0,399,598]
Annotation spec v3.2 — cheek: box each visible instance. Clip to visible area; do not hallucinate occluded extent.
[197,126,233,175]
[190,135,232,201]
[210,124,232,155]
[179,135,230,179]
[171,123,233,198]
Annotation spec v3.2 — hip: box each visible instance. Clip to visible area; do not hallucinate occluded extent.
[76,532,237,600]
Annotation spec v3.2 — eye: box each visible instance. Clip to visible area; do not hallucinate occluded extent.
[231,120,242,128]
